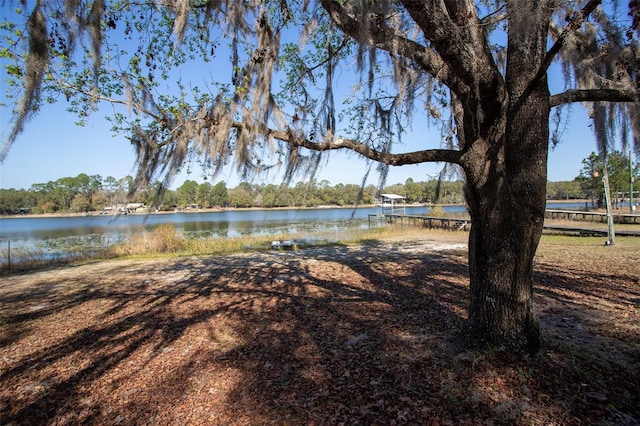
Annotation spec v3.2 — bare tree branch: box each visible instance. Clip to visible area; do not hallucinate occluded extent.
[550,88,639,107]
[480,5,507,27]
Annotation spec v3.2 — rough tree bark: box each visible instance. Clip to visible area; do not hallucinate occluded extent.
[455,1,553,353]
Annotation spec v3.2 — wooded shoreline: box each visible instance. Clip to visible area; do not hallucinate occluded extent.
[1,199,595,220]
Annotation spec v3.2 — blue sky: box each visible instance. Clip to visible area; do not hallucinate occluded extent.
[0,4,609,191]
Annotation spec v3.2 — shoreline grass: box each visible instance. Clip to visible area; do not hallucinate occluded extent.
[2,219,638,274]
[0,223,435,273]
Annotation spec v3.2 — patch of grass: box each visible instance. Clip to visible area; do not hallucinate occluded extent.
[337,225,416,243]
[111,223,465,259]
[107,224,420,259]
[534,236,640,283]
[344,223,467,243]
[0,245,109,273]
[544,217,640,233]
[539,233,640,248]
[110,223,186,256]
[182,233,296,255]
[2,223,472,273]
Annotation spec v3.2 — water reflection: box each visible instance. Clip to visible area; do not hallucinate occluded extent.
[0,207,384,261]
[0,203,583,262]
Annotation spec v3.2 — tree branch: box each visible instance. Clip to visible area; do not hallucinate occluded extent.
[235,124,463,166]
[53,78,162,121]
[550,88,639,107]
[294,36,349,88]
[317,0,466,98]
[530,0,602,90]
[480,5,507,28]
[399,0,500,98]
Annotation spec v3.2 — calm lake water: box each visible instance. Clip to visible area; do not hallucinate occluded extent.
[0,203,585,261]
[0,206,432,252]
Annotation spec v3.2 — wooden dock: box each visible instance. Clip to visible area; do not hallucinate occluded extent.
[369,214,470,230]
[542,225,640,237]
[545,209,640,224]
[372,213,640,237]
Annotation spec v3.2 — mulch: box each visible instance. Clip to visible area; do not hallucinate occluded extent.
[1,234,638,425]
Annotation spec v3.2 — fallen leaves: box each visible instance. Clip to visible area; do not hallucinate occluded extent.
[1,233,638,424]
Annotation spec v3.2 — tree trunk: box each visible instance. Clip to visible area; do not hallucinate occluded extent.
[455,1,551,354]
[457,165,545,354]
[457,101,548,353]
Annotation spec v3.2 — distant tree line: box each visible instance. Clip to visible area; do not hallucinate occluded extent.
[2,152,637,215]
[1,174,467,215]
[0,174,142,214]
[544,151,638,207]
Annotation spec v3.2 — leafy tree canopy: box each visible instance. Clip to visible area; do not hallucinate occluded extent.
[3,1,637,188]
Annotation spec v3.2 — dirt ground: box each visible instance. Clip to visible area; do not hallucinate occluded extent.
[1,230,639,425]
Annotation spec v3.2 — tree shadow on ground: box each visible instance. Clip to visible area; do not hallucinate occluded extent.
[1,238,638,424]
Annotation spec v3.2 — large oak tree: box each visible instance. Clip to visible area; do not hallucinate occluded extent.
[2,0,638,353]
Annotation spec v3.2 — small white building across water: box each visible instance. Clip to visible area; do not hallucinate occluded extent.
[380,193,406,215]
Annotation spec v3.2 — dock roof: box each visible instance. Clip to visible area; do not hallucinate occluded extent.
[380,193,406,200]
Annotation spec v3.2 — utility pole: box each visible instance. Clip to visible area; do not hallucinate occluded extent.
[602,159,615,245]
[630,150,635,214]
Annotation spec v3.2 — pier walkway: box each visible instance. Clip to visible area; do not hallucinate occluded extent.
[545,209,640,224]
[371,213,640,237]
[369,214,470,231]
